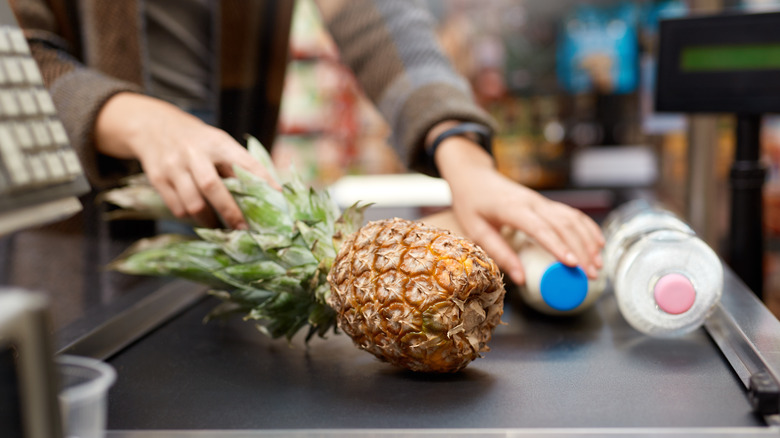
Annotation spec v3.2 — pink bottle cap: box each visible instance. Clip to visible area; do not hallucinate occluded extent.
[653,273,696,315]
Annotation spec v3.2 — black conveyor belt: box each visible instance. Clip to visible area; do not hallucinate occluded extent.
[102,273,767,433]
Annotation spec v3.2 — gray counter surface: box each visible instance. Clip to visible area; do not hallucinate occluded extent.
[94,269,780,436]
[7,197,777,436]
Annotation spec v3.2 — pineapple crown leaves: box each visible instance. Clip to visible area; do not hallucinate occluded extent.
[107,136,370,342]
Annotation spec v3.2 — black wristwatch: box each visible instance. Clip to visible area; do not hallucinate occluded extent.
[426,122,493,160]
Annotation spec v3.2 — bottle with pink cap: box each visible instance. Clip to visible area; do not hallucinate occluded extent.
[602,199,723,337]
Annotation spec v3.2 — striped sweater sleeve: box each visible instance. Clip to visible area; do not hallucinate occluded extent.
[319,0,497,176]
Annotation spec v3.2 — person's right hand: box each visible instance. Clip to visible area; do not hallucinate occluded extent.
[94,92,279,230]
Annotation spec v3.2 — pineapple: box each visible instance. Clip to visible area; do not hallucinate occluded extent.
[108,137,505,373]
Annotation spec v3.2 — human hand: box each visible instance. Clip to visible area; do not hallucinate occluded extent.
[94,92,279,229]
[433,135,604,286]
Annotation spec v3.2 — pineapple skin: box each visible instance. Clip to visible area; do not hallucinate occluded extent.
[327,218,506,373]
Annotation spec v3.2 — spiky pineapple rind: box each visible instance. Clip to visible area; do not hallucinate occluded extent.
[326,218,506,373]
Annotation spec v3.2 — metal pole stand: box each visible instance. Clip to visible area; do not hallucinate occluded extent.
[729,114,767,298]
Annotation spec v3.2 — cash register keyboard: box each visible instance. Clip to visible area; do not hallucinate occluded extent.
[0,24,89,212]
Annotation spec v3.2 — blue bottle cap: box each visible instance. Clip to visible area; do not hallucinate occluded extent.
[540,262,588,311]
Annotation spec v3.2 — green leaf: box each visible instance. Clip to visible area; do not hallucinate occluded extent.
[333,202,371,251]
[98,183,178,221]
[274,245,318,268]
[234,193,294,235]
[108,236,232,288]
[281,178,312,223]
[295,220,334,262]
[307,186,342,225]
[213,260,287,288]
[195,228,268,263]
[313,281,332,306]
[253,275,305,295]
[249,232,294,252]
[245,135,281,185]
[226,167,293,235]
[306,300,338,341]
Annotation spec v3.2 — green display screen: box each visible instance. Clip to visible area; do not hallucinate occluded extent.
[681,43,780,72]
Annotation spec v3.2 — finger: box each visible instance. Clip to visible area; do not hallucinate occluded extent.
[469,221,526,286]
[563,210,605,273]
[171,171,220,228]
[555,213,601,278]
[550,208,596,265]
[512,209,579,268]
[585,215,606,246]
[575,213,606,267]
[212,140,282,190]
[487,190,567,258]
[190,157,248,230]
[146,171,186,220]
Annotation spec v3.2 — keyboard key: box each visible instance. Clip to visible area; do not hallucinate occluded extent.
[27,154,48,183]
[20,58,43,85]
[29,121,52,147]
[43,151,67,181]
[6,28,30,55]
[11,122,33,150]
[0,28,12,54]
[33,88,56,115]
[3,57,24,84]
[0,90,19,117]
[61,149,83,176]
[16,89,37,116]
[48,120,68,145]
[0,124,30,186]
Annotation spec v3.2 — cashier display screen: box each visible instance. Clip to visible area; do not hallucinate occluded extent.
[0,344,24,438]
[656,11,780,113]
[681,43,780,72]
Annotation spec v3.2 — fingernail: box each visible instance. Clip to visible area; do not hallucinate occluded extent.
[594,253,603,268]
[236,222,249,231]
[564,253,578,265]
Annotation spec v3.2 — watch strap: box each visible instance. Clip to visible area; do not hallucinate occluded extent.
[427,122,493,160]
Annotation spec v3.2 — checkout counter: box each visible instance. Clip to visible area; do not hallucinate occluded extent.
[0,180,774,437]
[4,7,780,438]
[1,164,780,437]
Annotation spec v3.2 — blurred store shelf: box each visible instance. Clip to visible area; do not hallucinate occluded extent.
[571,145,658,188]
[328,173,452,209]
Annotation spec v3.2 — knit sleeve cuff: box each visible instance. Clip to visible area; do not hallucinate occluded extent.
[49,69,144,190]
[391,82,497,177]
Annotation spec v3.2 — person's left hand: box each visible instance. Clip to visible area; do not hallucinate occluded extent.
[432,134,605,286]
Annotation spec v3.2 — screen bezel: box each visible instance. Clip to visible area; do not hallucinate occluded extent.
[656,11,780,114]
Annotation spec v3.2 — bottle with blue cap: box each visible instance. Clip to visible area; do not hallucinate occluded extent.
[602,199,723,337]
[504,229,606,315]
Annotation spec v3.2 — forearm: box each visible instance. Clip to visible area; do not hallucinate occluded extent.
[426,120,496,183]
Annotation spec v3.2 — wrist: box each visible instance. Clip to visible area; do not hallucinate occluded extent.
[434,135,496,182]
[424,121,494,176]
[95,92,147,159]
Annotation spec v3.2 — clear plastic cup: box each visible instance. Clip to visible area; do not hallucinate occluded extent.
[56,355,116,438]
